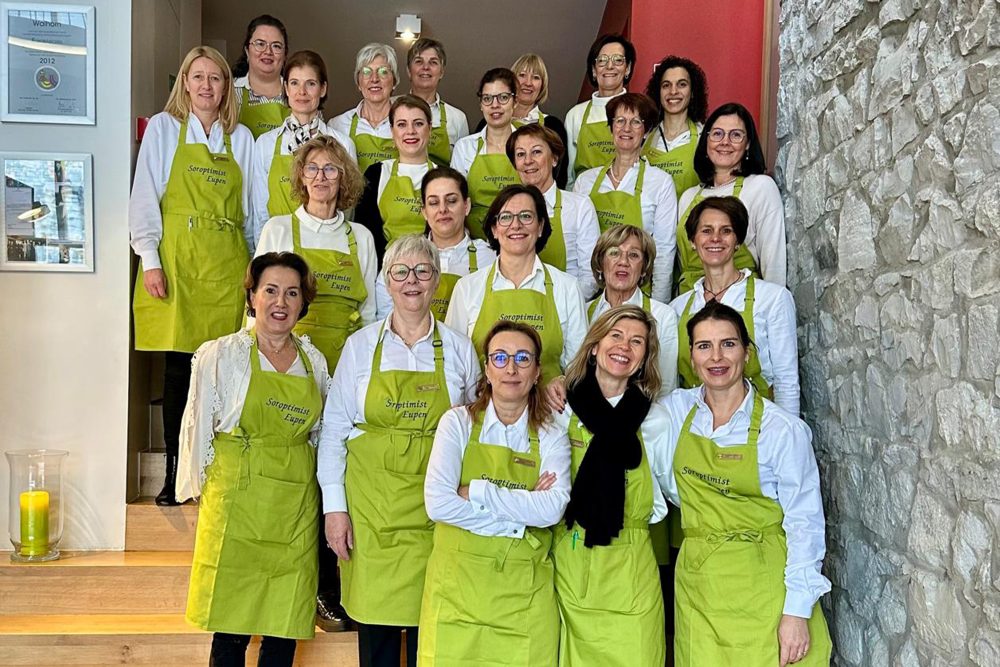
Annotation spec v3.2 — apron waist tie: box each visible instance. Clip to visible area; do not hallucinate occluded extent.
[356,423,434,455]
[167,208,242,231]
[212,432,312,490]
[682,525,784,569]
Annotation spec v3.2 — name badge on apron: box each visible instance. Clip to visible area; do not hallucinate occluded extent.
[513,456,536,468]
[416,383,441,393]
[569,439,586,449]
[717,453,743,461]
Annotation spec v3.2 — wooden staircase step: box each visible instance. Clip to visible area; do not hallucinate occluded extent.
[0,551,191,615]
[126,497,198,551]
[0,614,359,666]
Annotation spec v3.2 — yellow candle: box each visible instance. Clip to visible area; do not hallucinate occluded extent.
[19,490,49,557]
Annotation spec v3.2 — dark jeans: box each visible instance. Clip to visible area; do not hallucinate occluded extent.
[357,623,418,667]
[209,632,296,667]
[162,351,193,458]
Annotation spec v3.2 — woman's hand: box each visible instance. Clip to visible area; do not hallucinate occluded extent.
[544,376,567,413]
[457,485,470,500]
[778,615,810,666]
[143,268,167,298]
[533,471,557,492]
[324,512,353,561]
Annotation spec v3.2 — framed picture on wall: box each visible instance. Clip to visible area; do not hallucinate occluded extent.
[1,151,94,272]
[0,3,96,124]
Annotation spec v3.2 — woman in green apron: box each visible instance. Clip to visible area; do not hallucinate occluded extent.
[319,235,481,667]
[676,102,787,294]
[572,93,678,302]
[670,196,799,413]
[330,43,399,173]
[355,95,435,263]
[419,320,570,666]
[508,123,600,296]
[661,301,832,666]
[642,56,708,197]
[130,46,254,507]
[405,38,469,167]
[231,15,290,139]
[176,251,329,667]
[443,184,590,386]
[552,305,674,666]
[251,49,357,244]
[373,167,496,320]
[450,68,520,240]
[564,34,636,185]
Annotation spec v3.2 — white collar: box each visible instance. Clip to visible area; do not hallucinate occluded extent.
[296,205,345,230]
[483,399,530,434]
[491,255,544,287]
[695,382,755,426]
[600,288,643,309]
[381,311,437,345]
[692,269,752,296]
[431,232,473,252]
[591,89,626,104]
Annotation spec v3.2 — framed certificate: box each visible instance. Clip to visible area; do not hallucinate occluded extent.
[0,3,95,124]
[1,151,94,272]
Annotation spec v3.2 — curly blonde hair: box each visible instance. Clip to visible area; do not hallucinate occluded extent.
[289,135,364,209]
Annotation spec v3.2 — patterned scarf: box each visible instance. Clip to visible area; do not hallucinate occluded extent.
[282,114,325,153]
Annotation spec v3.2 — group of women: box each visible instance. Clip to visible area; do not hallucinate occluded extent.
[127,12,831,667]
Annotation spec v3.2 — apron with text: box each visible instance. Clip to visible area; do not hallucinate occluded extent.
[187,334,322,639]
[672,394,831,666]
[430,242,478,321]
[466,138,519,240]
[350,114,398,173]
[239,88,291,139]
[537,189,568,270]
[266,131,296,218]
[133,121,248,353]
[341,323,450,625]
[377,160,432,243]
[553,414,665,667]
[428,101,453,167]
[417,411,558,666]
[643,120,700,197]
[471,263,564,384]
[588,159,646,233]
[290,215,367,370]
[574,100,616,175]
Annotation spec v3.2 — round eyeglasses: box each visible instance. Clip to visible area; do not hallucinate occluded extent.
[487,350,536,369]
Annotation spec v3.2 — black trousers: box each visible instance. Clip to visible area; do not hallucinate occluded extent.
[162,351,194,458]
[357,623,418,667]
[317,515,340,601]
[209,632,296,667]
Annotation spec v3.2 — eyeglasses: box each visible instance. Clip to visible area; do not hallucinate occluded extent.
[249,39,285,54]
[387,263,437,282]
[708,128,747,144]
[595,54,627,68]
[613,117,645,130]
[303,164,340,180]
[487,350,536,369]
[606,246,644,263]
[361,65,392,79]
[479,92,514,106]
[495,210,536,227]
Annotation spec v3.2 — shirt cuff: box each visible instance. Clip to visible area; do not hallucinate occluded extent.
[139,249,162,270]
[321,483,347,514]
[469,479,491,513]
[782,590,818,618]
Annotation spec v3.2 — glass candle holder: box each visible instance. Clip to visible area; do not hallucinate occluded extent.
[5,449,68,562]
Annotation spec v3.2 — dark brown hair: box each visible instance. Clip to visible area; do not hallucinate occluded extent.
[245,252,317,319]
[586,34,636,87]
[283,50,328,105]
[686,300,753,349]
[645,55,709,123]
[477,67,517,97]
[605,93,658,134]
[232,15,288,78]
[693,102,767,184]
[685,196,749,244]
[420,166,469,204]
[482,184,552,254]
[506,123,566,165]
[389,94,432,124]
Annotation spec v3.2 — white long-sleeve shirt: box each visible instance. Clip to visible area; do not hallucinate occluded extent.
[563,90,625,186]
[129,111,255,269]
[317,315,481,514]
[587,289,679,397]
[646,121,704,152]
[542,184,600,297]
[425,402,571,537]
[254,207,378,327]
[420,94,469,148]
[449,125,517,176]
[176,329,330,501]
[250,122,357,243]
[329,102,393,143]
[445,256,589,372]
[573,159,678,302]
[676,174,787,286]
[669,269,799,414]
[375,235,496,319]
[656,386,831,618]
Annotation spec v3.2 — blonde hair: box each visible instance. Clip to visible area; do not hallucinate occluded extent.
[564,305,662,400]
[289,135,365,210]
[511,53,549,105]
[590,225,657,292]
[164,46,239,134]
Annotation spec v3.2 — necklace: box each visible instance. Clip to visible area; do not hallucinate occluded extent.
[258,335,291,355]
[361,104,388,126]
[703,274,744,301]
[713,174,738,188]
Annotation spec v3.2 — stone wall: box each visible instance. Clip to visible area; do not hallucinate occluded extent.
[776,1,999,664]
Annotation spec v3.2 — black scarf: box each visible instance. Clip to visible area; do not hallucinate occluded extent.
[564,362,651,547]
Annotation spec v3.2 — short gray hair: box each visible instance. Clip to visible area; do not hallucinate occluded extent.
[354,43,398,88]
[382,234,441,285]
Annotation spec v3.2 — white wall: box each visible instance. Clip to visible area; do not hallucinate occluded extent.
[0,0,133,550]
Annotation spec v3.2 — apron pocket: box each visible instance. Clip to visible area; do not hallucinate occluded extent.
[583,543,641,613]
[376,470,432,532]
[229,473,314,545]
[172,223,248,282]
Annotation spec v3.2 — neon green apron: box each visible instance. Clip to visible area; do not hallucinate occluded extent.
[675,177,759,295]
[513,111,547,129]
[553,413,665,667]
[350,114,397,173]
[133,121,248,353]
[643,119,700,196]
[466,137,519,240]
[290,215,367,370]
[428,101,452,167]
[266,131,296,218]
[341,322,451,625]
[377,160,432,243]
[186,333,322,639]
[537,189,568,270]
[586,291,650,321]
[430,241,478,321]
[418,410,558,666]
[672,394,832,666]
[588,159,646,233]
[471,262,564,384]
[574,100,616,175]
[238,87,290,139]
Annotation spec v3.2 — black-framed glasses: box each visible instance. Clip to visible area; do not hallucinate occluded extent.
[479,92,514,106]
[595,54,627,68]
[249,39,285,54]
[487,350,535,369]
[303,164,340,180]
[496,210,536,227]
[361,65,391,79]
[708,128,747,144]
[387,263,437,282]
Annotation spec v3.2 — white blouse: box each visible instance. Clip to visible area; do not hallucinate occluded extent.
[329,102,393,142]
[449,125,517,176]
[646,121,704,152]
[542,184,601,297]
[420,93,470,147]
